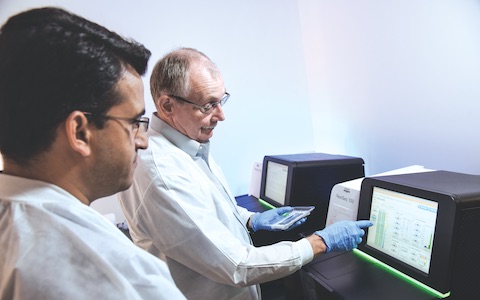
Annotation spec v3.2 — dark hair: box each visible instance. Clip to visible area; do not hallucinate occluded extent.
[150,47,219,101]
[0,7,151,163]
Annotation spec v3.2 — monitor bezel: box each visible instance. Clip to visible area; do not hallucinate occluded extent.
[358,176,457,294]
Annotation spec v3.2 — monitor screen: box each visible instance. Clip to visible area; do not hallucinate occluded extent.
[264,161,288,206]
[366,187,438,274]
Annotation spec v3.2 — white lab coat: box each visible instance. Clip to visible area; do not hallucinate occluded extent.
[118,114,314,300]
[0,174,185,300]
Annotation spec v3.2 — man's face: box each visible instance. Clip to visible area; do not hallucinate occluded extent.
[90,68,148,196]
[170,66,226,143]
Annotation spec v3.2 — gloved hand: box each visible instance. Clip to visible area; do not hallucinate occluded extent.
[250,206,306,232]
[315,220,373,253]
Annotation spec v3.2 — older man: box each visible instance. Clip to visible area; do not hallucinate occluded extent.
[119,47,372,300]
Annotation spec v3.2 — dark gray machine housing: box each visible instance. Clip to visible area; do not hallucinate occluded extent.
[358,170,480,298]
[260,152,365,232]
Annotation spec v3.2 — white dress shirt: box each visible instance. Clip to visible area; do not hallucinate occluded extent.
[0,173,185,300]
[118,113,314,300]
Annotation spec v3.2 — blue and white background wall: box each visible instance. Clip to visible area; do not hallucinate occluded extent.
[1,1,479,219]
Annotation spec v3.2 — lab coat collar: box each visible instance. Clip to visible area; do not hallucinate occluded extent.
[151,112,210,161]
[0,173,81,206]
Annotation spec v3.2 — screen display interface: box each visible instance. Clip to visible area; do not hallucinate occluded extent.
[264,161,288,205]
[367,187,438,274]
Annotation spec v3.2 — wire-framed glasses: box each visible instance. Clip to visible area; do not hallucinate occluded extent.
[169,92,230,114]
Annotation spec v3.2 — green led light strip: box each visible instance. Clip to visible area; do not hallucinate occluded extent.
[258,198,276,209]
[353,249,450,299]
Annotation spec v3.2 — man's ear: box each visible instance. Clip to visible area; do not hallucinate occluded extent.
[65,111,92,157]
[157,95,175,115]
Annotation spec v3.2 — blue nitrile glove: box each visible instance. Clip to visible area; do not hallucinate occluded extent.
[315,220,373,253]
[250,206,306,232]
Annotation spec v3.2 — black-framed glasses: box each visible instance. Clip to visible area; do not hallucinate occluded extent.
[169,92,230,114]
[82,112,149,136]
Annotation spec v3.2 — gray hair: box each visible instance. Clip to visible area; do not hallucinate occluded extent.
[150,47,220,100]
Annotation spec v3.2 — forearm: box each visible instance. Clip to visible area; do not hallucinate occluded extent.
[232,239,314,286]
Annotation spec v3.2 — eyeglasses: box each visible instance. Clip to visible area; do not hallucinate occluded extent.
[169,92,230,114]
[82,112,149,136]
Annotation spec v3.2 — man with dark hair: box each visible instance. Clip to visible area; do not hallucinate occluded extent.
[119,47,372,299]
[0,7,185,299]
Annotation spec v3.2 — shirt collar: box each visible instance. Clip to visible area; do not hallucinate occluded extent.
[150,113,211,160]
